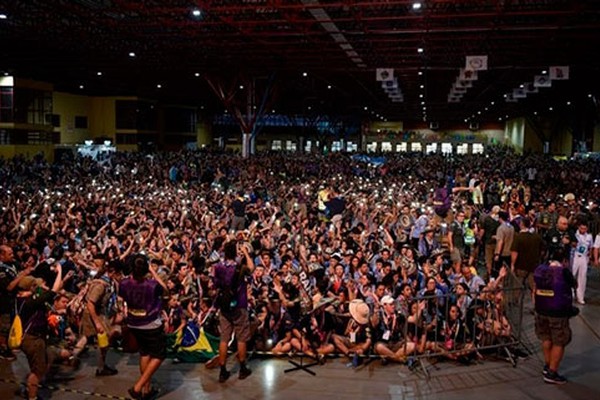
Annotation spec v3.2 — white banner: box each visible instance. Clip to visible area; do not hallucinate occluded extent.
[533,75,552,88]
[549,66,569,80]
[525,82,538,93]
[455,79,473,88]
[513,88,527,98]
[376,68,394,82]
[381,78,398,89]
[459,68,478,81]
[465,55,488,71]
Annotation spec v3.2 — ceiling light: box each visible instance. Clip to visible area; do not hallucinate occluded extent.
[567,101,571,105]
[364,106,368,110]
[97,71,102,76]
[418,71,423,76]
[542,70,547,74]
[484,107,488,111]
[419,94,423,98]
[549,107,553,111]
[302,72,308,77]
[327,85,332,89]
[156,84,162,88]
[498,117,502,121]
[519,84,524,88]
[534,111,538,115]
[0,14,7,20]
[412,3,422,10]
[491,101,495,105]
[307,106,312,110]
[239,85,244,89]
[129,52,136,57]
[3,72,9,76]
[464,119,468,123]
[421,101,425,105]
[503,94,507,98]
[191,9,201,17]
[79,85,84,89]
[194,72,200,77]
[272,109,275,113]
[420,85,424,89]
[417,48,424,53]
[589,94,593,98]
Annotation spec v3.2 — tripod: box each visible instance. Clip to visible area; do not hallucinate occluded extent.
[284,316,320,376]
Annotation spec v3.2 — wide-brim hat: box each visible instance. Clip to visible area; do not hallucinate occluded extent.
[18,276,44,291]
[349,299,370,325]
[312,296,336,311]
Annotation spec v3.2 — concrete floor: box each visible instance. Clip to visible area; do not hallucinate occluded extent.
[2,268,600,400]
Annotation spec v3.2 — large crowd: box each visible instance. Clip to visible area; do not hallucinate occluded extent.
[1,146,598,397]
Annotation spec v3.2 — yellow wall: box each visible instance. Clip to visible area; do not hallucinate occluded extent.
[89,97,116,141]
[523,119,544,153]
[197,121,212,147]
[504,118,525,152]
[593,123,600,152]
[0,145,55,162]
[52,92,92,144]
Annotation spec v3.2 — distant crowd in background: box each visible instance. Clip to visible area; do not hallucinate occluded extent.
[1,146,598,397]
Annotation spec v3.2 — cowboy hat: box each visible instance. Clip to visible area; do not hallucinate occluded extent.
[349,299,370,325]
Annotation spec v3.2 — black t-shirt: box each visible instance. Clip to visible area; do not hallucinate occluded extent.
[481,215,501,245]
[231,198,247,217]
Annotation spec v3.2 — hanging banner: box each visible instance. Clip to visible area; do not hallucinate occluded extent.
[381,78,398,89]
[524,82,538,93]
[459,68,478,81]
[533,75,552,88]
[455,79,473,88]
[513,88,527,98]
[465,55,488,71]
[376,68,394,82]
[549,66,569,80]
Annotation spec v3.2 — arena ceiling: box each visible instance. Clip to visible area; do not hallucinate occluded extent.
[2,0,600,125]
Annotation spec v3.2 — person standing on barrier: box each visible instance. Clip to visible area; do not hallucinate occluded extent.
[510,218,543,303]
[213,240,254,383]
[533,247,577,385]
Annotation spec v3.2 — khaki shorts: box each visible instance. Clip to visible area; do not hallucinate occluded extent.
[219,308,250,343]
[22,335,47,378]
[80,313,120,338]
[450,248,462,263]
[484,244,496,268]
[535,314,571,347]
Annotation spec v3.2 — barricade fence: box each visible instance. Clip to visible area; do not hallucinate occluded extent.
[234,283,529,378]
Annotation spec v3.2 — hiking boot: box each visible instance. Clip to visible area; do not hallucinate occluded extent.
[238,365,252,380]
[544,371,567,385]
[218,368,231,383]
[96,365,118,376]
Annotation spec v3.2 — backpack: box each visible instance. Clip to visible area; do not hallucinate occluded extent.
[8,314,23,349]
[8,301,31,349]
[215,263,242,314]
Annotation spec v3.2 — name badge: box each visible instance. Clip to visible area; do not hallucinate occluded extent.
[350,332,356,343]
[382,330,391,341]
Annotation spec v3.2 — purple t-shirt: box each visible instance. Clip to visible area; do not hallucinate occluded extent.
[119,278,163,327]
[213,260,249,309]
